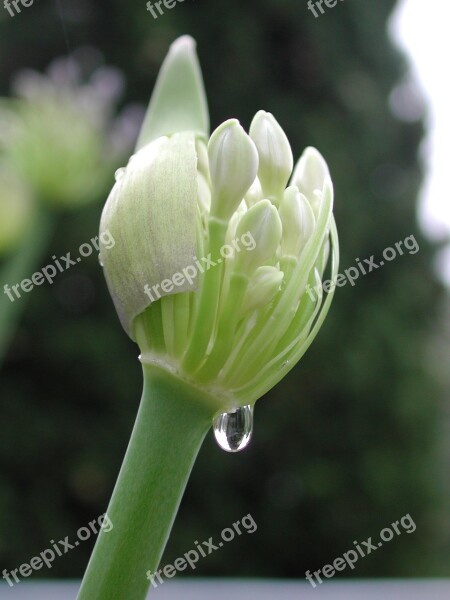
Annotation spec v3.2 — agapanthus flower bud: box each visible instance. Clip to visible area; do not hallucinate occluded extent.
[291,146,330,216]
[249,110,294,203]
[233,200,282,276]
[240,266,284,316]
[208,119,259,221]
[278,186,315,258]
[244,177,263,207]
[100,35,339,413]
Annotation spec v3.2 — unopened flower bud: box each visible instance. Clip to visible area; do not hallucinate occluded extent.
[291,147,330,215]
[208,119,258,221]
[278,186,315,258]
[249,110,293,203]
[245,177,263,207]
[99,35,338,412]
[234,199,282,276]
[241,266,284,315]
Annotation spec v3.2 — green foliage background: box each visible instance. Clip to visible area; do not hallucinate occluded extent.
[0,0,448,580]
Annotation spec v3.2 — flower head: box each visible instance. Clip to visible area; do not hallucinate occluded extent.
[0,51,137,210]
[100,36,339,413]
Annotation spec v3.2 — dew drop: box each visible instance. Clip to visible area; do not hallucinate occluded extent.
[114,167,126,181]
[213,405,253,453]
[98,254,104,267]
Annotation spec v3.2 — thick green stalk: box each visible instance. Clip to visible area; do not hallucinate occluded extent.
[0,207,53,364]
[77,363,218,600]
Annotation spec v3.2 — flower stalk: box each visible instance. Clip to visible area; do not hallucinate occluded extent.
[77,364,217,600]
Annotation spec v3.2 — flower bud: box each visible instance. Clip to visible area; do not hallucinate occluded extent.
[291,147,330,216]
[208,119,259,221]
[249,110,293,203]
[245,177,263,207]
[99,35,338,413]
[195,138,210,182]
[234,199,282,276]
[241,266,284,315]
[278,186,315,258]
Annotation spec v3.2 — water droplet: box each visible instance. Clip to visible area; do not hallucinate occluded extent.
[114,167,126,181]
[213,405,253,452]
[98,254,104,267]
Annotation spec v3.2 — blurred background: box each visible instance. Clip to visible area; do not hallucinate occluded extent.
[0,0,449,584]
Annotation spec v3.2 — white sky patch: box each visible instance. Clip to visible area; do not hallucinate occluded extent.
[389,0,450,283]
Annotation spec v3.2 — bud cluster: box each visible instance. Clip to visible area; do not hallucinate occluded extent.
[99,37,339,411]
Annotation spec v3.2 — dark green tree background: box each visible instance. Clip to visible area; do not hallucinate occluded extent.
[0,0,448,579]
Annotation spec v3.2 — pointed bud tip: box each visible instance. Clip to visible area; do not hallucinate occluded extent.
[249,110,293,202]
[169,35,196,53]
[208,118,258,221]
[136,35,209,149]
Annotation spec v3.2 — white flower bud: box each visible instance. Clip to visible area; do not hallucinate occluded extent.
[291,147,330,216]
[249,110,293,202]
[241,266,284,315]
[278,186,315,258]
[245,177,263,207]
[208,119,259,221]
[234,199,282,276]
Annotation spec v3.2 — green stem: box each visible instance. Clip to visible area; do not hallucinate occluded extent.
[0,207,54,364]
[77,363,218,600]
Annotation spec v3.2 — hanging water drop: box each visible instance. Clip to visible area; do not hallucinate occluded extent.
[213,405,253,452]
[114,167,126,181]
[98,254,104,267]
